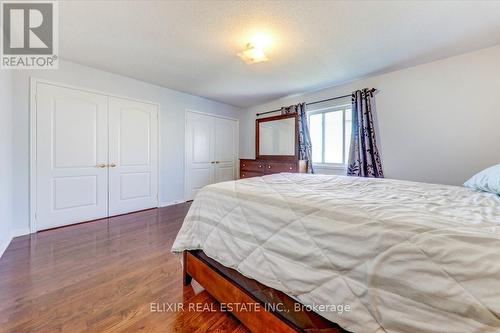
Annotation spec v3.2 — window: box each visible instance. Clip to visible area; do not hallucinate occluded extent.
[307,104,352,165]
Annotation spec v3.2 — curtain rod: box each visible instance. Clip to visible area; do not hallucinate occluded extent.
[255,88,376,117]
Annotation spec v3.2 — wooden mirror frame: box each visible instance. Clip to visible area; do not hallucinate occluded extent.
[256,113,299,161]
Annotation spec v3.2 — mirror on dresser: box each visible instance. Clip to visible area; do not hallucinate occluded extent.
[240,113,307,179]
[256,114,298,160]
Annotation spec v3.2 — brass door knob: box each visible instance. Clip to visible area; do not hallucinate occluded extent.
[96,164,106,168]
[215,161,220,164]
[109,163,117,168]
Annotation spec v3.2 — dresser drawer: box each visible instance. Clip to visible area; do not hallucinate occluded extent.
[240,160,265,172]
[239,159,306,177]
[264,162,297,174]
[240,171,263,179]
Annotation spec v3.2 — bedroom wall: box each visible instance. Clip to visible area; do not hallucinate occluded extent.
[11,59,241,235]
[0,71,14,258]
[240,44,500,186]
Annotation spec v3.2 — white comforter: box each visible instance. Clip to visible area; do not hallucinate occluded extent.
[172,173,500,333]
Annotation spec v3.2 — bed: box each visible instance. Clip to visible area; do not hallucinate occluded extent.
[172,173,500,333]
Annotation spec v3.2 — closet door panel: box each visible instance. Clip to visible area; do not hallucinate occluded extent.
[214,118,237,183]
[185,112,215,200]
[108,97,158,216]
[36,83,109,230]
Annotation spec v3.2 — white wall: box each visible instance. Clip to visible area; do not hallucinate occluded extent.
[240,45,500,186]
[12,60,241,234]
[0,71,13,258]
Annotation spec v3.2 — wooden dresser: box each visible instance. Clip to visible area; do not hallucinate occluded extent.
[242,112,309,179]
[240,159,307,179]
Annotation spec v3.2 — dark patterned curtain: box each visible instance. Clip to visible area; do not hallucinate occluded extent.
[347,89,384,178]
[281,103,314,173]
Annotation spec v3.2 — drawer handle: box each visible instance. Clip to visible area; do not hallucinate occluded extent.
[242,163,246,167]
[289,167,293,170]
[268,165,271,169]
[259,165,262,168]
[242,173,246,177]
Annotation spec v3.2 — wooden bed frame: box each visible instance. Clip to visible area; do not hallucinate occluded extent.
[183,250,349,333]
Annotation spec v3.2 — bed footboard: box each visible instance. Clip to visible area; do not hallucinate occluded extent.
[182,250,347,333]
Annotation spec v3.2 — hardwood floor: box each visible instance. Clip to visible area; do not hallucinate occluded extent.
[0,203,249,333]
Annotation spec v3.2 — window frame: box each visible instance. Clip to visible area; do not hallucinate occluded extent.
[307,103,351,168]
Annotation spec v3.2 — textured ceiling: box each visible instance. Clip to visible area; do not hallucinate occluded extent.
[59,0,500,107]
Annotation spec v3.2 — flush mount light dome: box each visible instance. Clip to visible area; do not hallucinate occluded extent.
[237,43,269,64]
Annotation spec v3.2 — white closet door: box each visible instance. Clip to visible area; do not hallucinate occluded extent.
[36,83,109,230]
[108,97,158,216]
[185,112,215,200]
[214,117,237,183]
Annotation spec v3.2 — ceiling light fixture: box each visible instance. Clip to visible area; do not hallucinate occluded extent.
[238,43,269,64]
